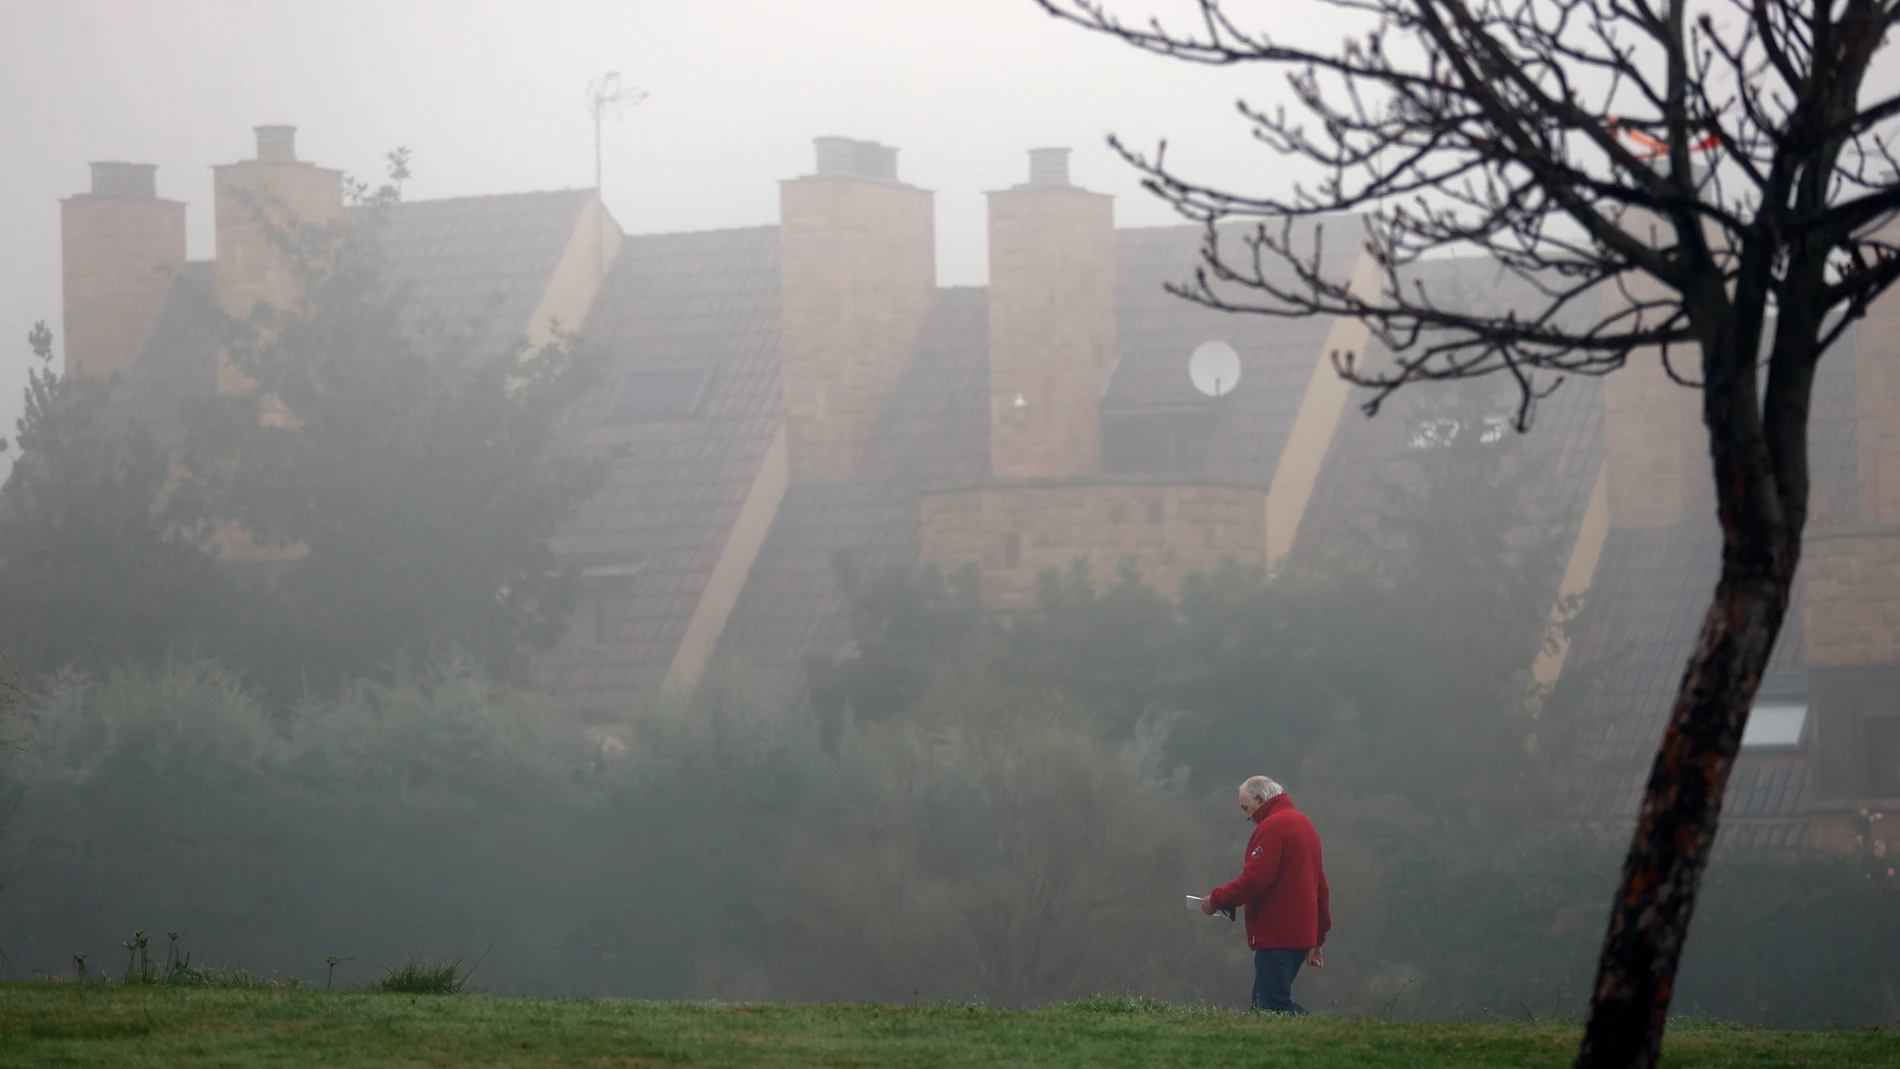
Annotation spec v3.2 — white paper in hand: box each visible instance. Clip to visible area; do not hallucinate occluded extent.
[1185,895,1236,921]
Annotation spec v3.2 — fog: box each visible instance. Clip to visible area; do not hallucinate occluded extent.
[0,0,1287,460]
[2,0,1896,1032]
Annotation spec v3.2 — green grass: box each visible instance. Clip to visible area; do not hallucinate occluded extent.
[0,984,1891,1067]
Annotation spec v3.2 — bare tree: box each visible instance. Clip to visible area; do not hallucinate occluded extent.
[1035,0,1900,1064]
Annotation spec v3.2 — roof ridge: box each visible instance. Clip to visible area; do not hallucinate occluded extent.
[623,222,781,241]
[389,187,595,207]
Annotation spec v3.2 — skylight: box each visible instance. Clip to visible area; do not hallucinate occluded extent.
[1742,701,1808,749]
[601,366,716,425]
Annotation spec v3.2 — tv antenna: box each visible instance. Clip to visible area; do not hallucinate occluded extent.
[589,71,648,192]
[587,71,648,277]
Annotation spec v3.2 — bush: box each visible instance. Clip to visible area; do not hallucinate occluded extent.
[2,658,1893,1026]
[0,658,820,997]
[371,954,470,995]
[765,679,1239,1006]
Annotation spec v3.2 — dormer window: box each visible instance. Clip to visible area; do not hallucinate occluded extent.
[559,561,641,649]
[601,366,716,425]
[1101,410,1218,473]
[1743,672,1809,751]
[1742,700,1808,750]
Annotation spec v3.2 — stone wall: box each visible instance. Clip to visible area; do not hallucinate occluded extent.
[212,132,342,398]
[918,477,1267,610]
[1857,279,1900,529]
[1596,210,1715,531]
[1803,530,1900,668]
[778,160,935,484]
[986,176,1115,478]
[60,164,186,380]
[1600,346,1710,529]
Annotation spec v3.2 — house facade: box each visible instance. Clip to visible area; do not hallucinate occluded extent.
[60,125,1900,846]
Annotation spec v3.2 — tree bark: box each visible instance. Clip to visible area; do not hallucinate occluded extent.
[1573,538,1797,1069]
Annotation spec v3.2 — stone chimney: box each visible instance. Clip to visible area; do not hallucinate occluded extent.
[986,147,1116,478]
[1802,222,1900,691]
[1597,218,1714,530]
[60,162,187,379]
[778,136,936,483]
[212,125,343,393]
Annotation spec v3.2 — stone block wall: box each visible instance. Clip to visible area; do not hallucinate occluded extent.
[1803,530,1900,668]
[986,181,1116,479]
[1857,280,1900,529]
[212,131,342,398]
[918,477,1267,610]
[779,169,935,484]
[60,168,186,380]
[1600,347,1710,529]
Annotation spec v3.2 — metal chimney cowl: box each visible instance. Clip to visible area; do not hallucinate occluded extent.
[254,125,298,163]
[88,162,158,199]
[1027,147,1071,188]
[811,136,899,181]
[814,136,858,176]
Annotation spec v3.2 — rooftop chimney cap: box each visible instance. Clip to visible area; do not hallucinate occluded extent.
[1027,147,1071,188]
[254,125,298,163]
[855,141,898,181]
[88,162,158,199]
[811,136,900,182]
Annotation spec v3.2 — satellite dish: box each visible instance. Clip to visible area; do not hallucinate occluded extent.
[1189,341,1242,398]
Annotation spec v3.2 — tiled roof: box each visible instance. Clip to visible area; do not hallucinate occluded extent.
[537,225,785,712]
[1558,530,1821,848]
[374,189,593,361]
[1555,333,1861,837]
[1109,219,1365,484]
[102,191,591,437]
[101,261,220,441]
[718,287,991,691]
[1290,260,1608,569]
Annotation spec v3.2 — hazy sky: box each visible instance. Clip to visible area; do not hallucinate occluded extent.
[2,0,1291,451]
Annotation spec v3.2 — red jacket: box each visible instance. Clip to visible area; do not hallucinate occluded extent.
[1207,794,1331,950]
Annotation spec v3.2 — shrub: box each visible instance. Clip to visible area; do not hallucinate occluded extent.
[371,954,470,995]
[765,678,1241,1007]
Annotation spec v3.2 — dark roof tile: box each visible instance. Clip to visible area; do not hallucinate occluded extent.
[101,261,220,441]
[535,226,785,710]
[718,287,990,691]
[374,189,593,361]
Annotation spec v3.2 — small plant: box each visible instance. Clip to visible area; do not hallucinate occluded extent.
[1853,809,1895,884]
[370,954,469,995]
[107,927,272,988]
[122,930,151,984]
[71,952,86,982]
[324,954,341,990]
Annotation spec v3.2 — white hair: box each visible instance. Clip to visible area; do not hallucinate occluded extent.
[1240,776,1285,804]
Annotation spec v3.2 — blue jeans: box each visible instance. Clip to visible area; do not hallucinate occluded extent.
[1252,948,1308,1013]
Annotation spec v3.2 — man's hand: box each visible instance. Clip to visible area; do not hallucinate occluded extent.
[1305,947,1324,968]
[1200,896,1218,916]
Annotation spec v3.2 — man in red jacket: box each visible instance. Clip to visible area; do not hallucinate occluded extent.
[1200,775,1330,1013]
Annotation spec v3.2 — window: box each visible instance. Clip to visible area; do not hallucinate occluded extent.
[558,566,639,649]
[1868,718,1900,797]
[601,366,716,425]
[1101,411,1217,473]
[1742,701,1808,750]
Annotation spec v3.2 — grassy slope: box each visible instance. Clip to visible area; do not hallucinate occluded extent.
[0,985,1893,1068]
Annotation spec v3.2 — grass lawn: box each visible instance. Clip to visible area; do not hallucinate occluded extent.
[0,984,1893,1068]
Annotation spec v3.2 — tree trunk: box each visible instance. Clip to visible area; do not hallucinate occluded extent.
[1572,545,1795,1069]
